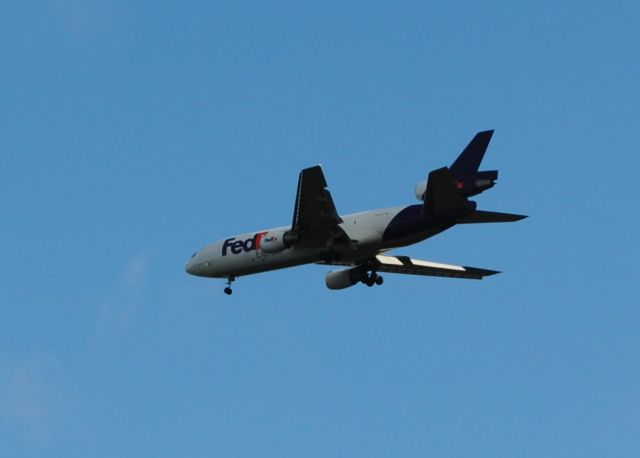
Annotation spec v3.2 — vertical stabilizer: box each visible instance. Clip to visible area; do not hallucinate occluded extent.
[450,130,494,177]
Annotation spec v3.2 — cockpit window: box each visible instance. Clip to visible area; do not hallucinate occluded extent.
[191,252,198,258]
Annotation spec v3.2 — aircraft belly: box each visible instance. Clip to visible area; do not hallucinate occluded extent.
[248,251,318,275]
[380,226,450,250]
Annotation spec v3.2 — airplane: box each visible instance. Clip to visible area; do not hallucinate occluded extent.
[185,130,526,295]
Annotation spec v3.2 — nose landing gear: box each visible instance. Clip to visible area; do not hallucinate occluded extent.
[223,275,235,295]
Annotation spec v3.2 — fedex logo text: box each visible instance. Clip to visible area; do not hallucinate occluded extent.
[222,232,267,256]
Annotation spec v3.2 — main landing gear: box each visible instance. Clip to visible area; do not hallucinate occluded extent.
[363,271,384,287]
[223,275,235,295]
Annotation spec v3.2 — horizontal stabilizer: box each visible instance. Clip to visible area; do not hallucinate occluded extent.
[422,167,468,216]
[458,210,528,224]
[476,170,498,181]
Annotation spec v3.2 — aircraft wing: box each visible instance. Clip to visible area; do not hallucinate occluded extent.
[292,165,342,230]
[321,254,499,280]
[291,165,352,249]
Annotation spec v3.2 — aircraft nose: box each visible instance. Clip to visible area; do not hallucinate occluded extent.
[185,250,215,277]
[185,253,200,275]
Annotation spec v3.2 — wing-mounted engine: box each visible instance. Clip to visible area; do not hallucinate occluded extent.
[325,267,368,290]
[260,229,299,253]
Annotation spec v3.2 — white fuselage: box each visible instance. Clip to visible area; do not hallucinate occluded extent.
[185,206,432,278]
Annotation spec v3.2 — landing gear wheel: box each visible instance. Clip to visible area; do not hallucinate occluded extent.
[375,275,384,285]
[223,275,235,295]
[365,272,378,287]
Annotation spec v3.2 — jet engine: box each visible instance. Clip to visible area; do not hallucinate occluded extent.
[414,181,427,201]
[325,267,367,290]
[415,170,497,201]
[260,230,299,253]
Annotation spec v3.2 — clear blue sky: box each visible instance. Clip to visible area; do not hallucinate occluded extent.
[2,1,639,457]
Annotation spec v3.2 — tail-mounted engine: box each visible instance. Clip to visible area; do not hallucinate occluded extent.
[415,170,497,200]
